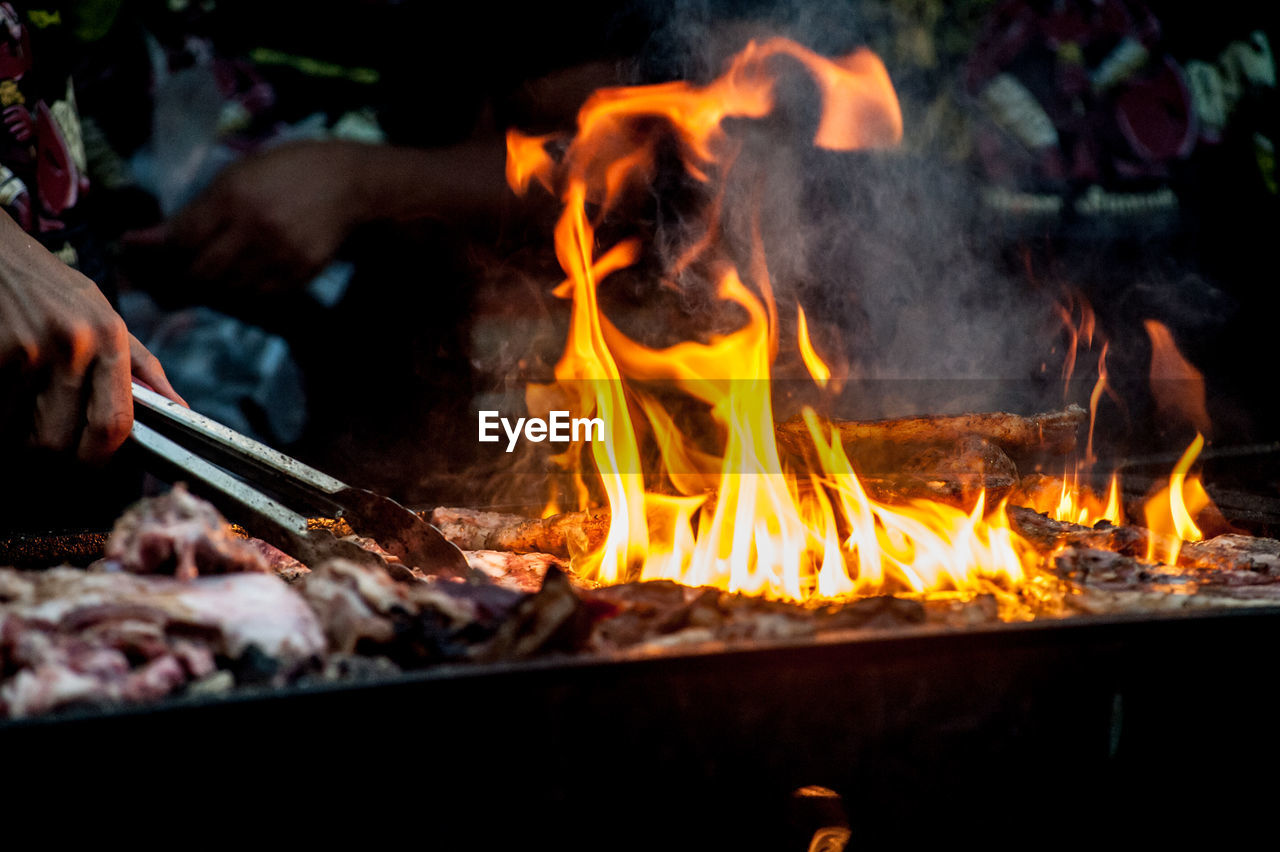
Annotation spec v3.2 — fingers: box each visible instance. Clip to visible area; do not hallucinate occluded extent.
[187,225,244,286]
[129,334,186,407]
[75,319,133,462]
[247,249,316,296]
[29,321,94,452]
[23,314,133,462]
[163,158,339,295]
[119,222,171,249]
[29,328,182,462]
[169,189,227,251]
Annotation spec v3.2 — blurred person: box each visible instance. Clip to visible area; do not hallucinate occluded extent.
[67,0,648,500]
[91,0,644,302]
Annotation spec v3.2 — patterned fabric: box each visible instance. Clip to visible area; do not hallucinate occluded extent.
[965,0,1193,193]
[0,2,90,265]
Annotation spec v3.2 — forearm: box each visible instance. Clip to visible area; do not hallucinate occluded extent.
[339,62,627,229]
[229,60,632,237]
[342,135,514,229]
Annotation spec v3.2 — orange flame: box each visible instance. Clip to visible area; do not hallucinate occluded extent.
[1102,473,1124,526]
[505,131,557,196]
[796,303,831,389]
[505,36,1235,604]
[1055,295,1097,387]
[1145,319,1211,437]
[1085,341,1108,464]
[1022,470,1124,528]
[504,39,1049,602]
[1144,433,1210,565]
[1035,293,1122,527]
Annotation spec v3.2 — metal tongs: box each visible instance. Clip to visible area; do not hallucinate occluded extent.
[128,381,469,581]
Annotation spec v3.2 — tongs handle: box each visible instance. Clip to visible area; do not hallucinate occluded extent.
[132,382,345,513]
[129,382,470,578]
[129,419,310,539]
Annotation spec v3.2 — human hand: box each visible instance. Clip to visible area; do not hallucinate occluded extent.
[1,214,183,461]
[126,140,374,297]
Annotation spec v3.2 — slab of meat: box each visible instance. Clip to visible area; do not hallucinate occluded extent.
[429,425,1035,562]
[583,581,928,654]
[239,537,310,583]
[898,436,1019,482]
[2,568,325,662]
[1178,535,1280,577]
[1006,505,1149,556]
[298,557,590,665]
[1053,544,1280,613]
[777,404,1085,458]
[0,567,325,718]
[0,609,214,719]
[477,566,595,660]
[298,559,418,656]
[1053,547,1192,592]
[102,484,271,580]
[464,550,564,593]
[431,506,610,558]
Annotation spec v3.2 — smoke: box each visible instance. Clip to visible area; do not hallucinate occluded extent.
[637,0,874,82]
[458,0,1091,507]
[628,0,1062,419]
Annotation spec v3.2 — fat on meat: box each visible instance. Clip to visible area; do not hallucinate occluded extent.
[102,483,271,580]
[0,566,325,718]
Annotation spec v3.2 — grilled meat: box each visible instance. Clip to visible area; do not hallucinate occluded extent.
[0,567,325,718]
[102,484,272,580]
[777,404,1086,459]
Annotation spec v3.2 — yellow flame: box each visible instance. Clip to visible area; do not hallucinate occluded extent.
[1103,473,1124,526]
[1028,469,1123,528]
[550,183,649,583]
[796,303,831,389]
[1144,433,1209,565]
[507,39,1042,602]
[1085,341,1108,463]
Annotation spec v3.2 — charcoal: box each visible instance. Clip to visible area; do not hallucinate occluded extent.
[298,557,541,666]
[586,581,722,649]
[185,670,235,696]
[920,595,1001,627]
[228,644,282,686]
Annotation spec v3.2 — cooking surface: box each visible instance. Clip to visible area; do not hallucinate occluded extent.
[5,603,1277,843]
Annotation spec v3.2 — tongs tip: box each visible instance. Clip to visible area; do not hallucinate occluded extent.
[131,381,469,580]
